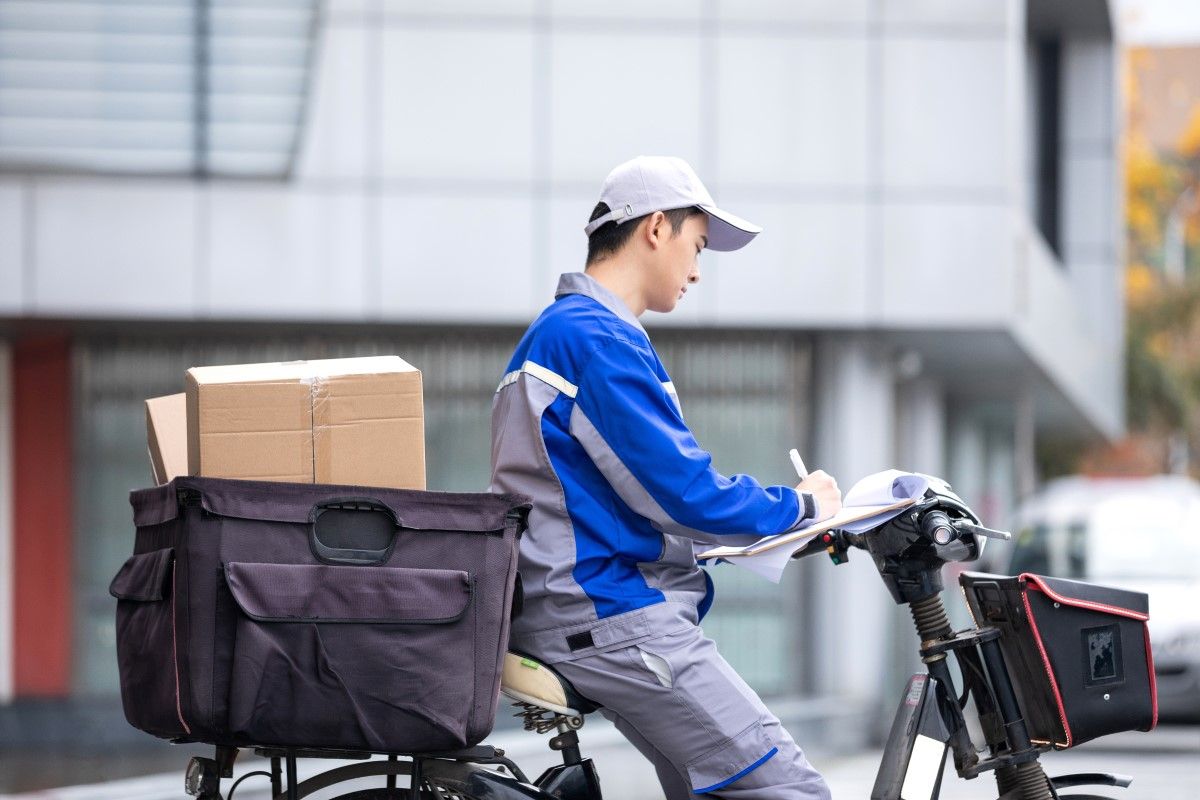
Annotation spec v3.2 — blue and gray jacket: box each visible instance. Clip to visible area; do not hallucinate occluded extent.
[490,272,817,663]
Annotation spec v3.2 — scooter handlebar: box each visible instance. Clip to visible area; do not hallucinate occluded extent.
[951,519,1011,541]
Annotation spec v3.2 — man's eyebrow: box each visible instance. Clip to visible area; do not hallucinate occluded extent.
[700,235,708,248]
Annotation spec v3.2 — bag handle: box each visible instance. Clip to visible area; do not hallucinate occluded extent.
[309,498,400,566]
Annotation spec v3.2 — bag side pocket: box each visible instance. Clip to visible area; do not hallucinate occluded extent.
[110,547,189,739]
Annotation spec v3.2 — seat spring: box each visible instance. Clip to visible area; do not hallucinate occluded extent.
[512,701,572,734]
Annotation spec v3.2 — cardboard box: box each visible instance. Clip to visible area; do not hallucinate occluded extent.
[186,356,425,489]
[146,392,188,485]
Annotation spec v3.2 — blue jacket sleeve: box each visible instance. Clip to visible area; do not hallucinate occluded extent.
[570,337,814,540]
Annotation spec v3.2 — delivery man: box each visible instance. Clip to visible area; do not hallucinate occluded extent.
[490,156,840,798]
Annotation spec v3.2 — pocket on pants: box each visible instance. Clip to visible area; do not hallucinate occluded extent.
[685,721,779,795]
[636,645,674,688]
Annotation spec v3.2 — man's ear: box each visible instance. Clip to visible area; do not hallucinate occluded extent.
[643,211,667,250]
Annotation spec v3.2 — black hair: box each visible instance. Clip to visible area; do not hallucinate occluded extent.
[585,202,705,265]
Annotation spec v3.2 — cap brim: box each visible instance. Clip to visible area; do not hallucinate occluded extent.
[699,205,762,251]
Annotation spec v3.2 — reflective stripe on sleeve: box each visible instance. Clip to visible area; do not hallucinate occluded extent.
[496,360,579,398]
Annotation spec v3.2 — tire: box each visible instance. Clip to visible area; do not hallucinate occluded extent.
[326,759,491,800]
[329,792,471,800]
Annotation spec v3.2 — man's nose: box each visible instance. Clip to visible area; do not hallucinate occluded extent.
[688,269,700,284]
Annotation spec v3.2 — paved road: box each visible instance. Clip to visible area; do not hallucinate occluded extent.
[818,725,1200,800]
[3,723,1195,799]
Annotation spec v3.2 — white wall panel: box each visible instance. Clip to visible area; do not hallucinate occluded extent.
[717,36,869,188]
[1062,38,1114,147]
[882,0,1013,28]
[294,23,371,180]
[881,38,1009,191]
[381,29,534,182]
[711,201,869,326]
[206,186,366,319]
[716,0,870,25]
[0,183,23,313]
[549,33,702,184]
[550,1,700,21]
[1061,153,1115,256]
[383,0,536,16]
[33,181,197,315]
[379,193,536,322]
[1015,225,1120,438]
[325,1,376,19]
[881,202,1012,325]
[1068,260,1120,348]
[546,192,593,284]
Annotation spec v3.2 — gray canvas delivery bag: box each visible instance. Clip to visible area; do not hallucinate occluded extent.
[109,476,529,753]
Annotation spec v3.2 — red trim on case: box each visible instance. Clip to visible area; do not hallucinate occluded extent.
[1020,573,1149,621]
[171,562,191,735]
[1144,625,1158,730]
[1020,585,1073,748]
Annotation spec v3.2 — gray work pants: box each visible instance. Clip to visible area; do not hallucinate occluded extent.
[552,625,832,799]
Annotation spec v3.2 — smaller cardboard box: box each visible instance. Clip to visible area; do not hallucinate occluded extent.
[186,355,425,489]
[145,393,188,485]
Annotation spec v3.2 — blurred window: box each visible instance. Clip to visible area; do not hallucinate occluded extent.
[1010,524,1053,574]
[74,330,814,699]
[657,334,813,697]
[0,0,318,177]
[1008,504,1200,583]
[1066,521,1088,578]
[1026,34,1062,257]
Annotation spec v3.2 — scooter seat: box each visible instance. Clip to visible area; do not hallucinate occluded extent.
[500,651,601,717]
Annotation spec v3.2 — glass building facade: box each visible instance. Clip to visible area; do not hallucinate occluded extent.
[72,328,815,699]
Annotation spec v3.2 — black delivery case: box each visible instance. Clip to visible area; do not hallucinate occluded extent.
[961,572,1157,748]
[109,476,529,753]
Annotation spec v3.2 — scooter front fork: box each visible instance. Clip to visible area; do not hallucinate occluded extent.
[995,760,1053,800]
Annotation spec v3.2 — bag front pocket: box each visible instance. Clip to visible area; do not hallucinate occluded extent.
[110,547,190,739]
[224,561,476,752]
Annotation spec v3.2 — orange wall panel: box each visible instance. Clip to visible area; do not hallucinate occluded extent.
[12,336,72,696]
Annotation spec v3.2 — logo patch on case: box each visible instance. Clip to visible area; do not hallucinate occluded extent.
[1082,623,1123,687]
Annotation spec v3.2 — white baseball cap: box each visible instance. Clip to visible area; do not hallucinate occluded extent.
[582,156,763,252]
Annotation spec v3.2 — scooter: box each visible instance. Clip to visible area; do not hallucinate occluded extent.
[185,477,1145,800]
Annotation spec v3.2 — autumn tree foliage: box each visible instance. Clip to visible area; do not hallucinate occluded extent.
[1113,48,1200,474]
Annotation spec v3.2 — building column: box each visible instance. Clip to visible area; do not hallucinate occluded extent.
[888,376,948,695]
[947,404,987,513]
[949,401,1018,546]
[0,343,13,703]
[895,377,946,477]
[1014,384,1037,502]
[809,334,896,708]
[12,336,73,697]
[984,422,1018,534]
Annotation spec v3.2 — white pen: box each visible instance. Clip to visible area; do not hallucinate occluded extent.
[788,448,808,481]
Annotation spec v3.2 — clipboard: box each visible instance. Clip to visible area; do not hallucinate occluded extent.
[698,496,917,560]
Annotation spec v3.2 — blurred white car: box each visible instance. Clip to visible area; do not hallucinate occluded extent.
[1007,475,1200,724]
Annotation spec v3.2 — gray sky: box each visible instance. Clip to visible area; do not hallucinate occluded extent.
[1117,0,1200,45]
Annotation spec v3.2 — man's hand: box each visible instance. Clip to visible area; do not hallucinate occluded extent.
[796,470,841,523]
